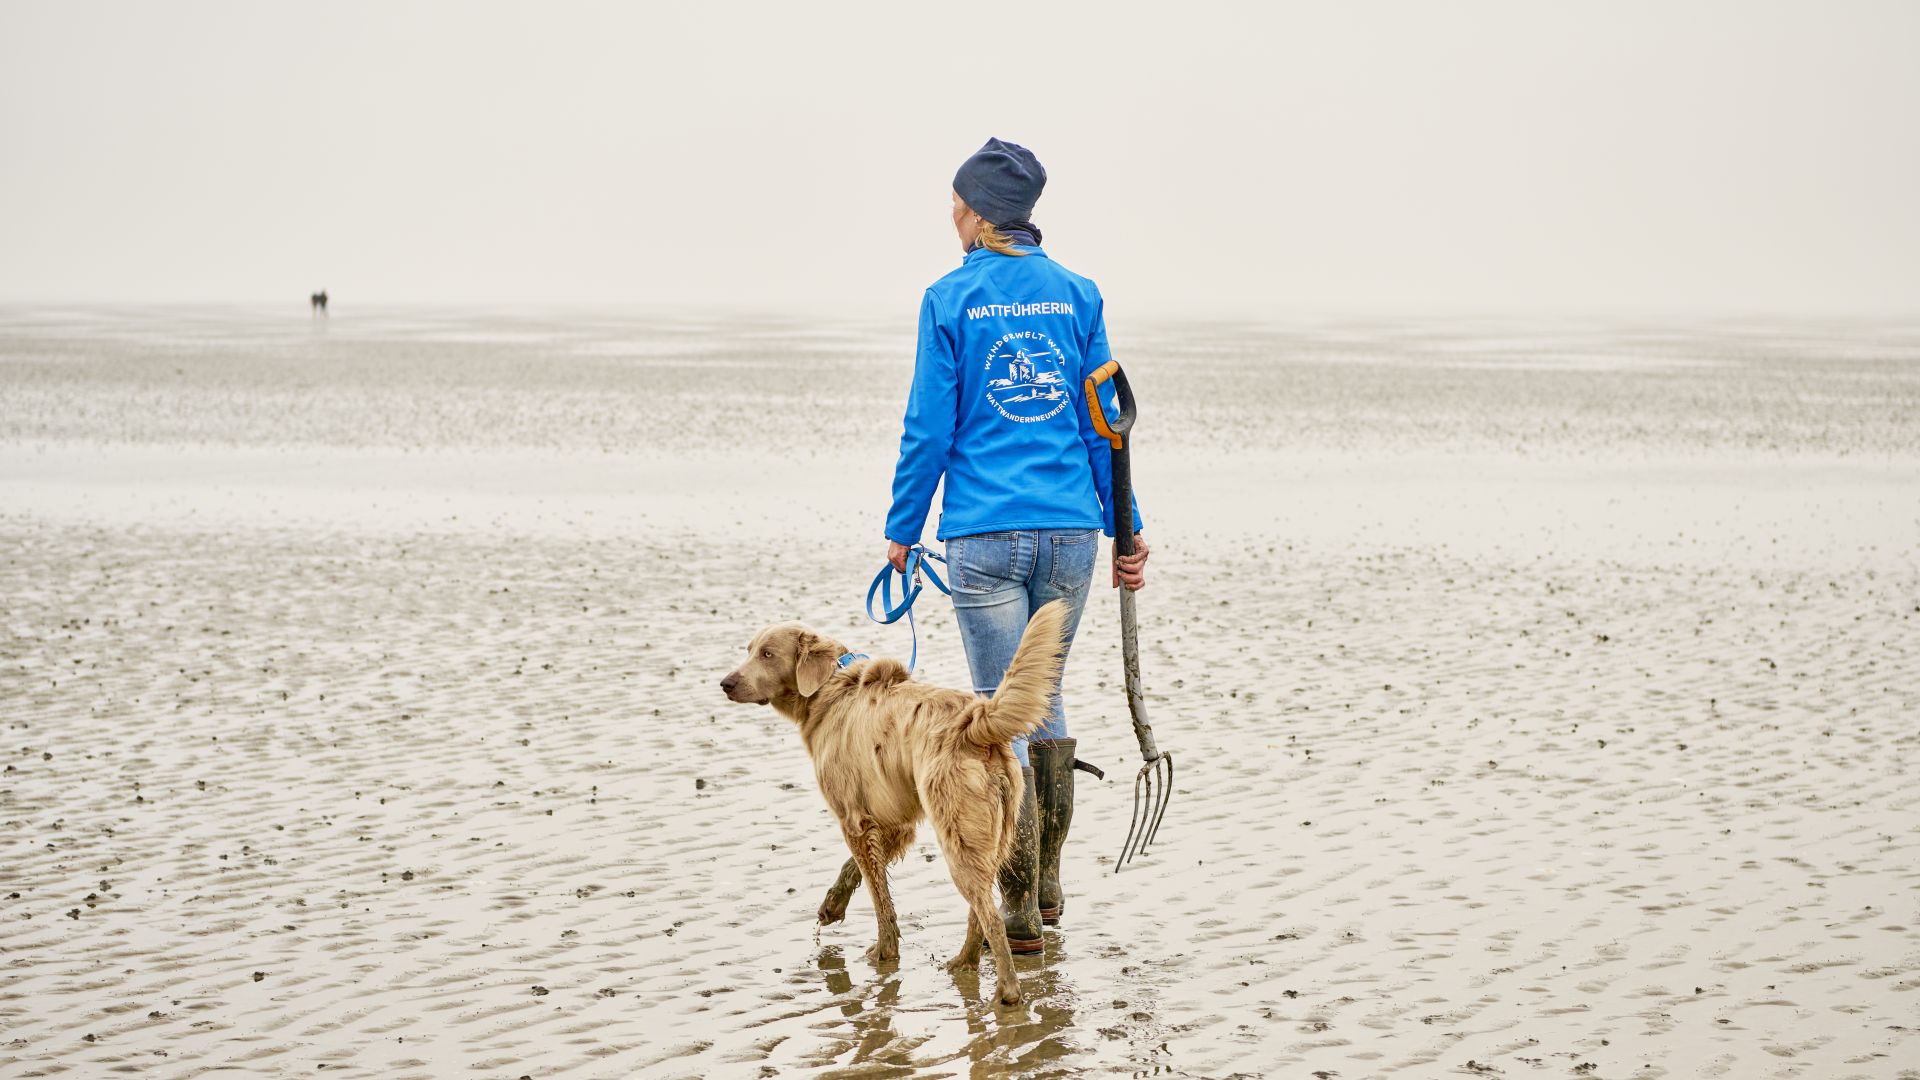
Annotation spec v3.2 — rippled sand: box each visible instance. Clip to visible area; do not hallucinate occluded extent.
[2,307,1917,1077]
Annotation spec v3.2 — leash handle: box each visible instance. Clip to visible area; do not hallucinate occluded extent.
[865,546,947,624]
[1084,360,1138,556]
[865,545,949,671]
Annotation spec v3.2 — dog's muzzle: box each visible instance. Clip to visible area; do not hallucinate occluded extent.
[720,673,766,704]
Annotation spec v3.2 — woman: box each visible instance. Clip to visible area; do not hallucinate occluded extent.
[884,137,1149,954]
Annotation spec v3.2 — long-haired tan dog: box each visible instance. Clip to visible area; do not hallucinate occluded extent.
[721,599,1068,1005]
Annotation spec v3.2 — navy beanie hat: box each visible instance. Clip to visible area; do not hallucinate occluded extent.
[953,137,1046,226]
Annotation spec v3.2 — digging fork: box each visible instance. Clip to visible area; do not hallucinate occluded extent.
[1084,360,1175,871]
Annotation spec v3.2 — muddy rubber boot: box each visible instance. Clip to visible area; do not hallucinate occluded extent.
[1030,738,1076,925]
[998,766,1044,954]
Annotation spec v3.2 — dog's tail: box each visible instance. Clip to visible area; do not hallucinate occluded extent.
[964,599,1071,748]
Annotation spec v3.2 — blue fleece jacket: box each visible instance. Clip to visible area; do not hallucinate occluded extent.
[885,245,1144,545]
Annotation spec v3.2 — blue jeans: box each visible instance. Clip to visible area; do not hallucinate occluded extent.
[945,528,1097,766]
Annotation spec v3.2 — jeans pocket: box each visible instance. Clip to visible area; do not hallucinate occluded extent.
[1047,529,1099,592]
[949,532,1018,594]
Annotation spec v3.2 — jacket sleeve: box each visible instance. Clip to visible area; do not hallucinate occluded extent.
[884,291,959,545]
[1077,296,1144,538]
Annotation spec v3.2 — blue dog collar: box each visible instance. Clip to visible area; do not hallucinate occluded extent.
[836,651,869,668]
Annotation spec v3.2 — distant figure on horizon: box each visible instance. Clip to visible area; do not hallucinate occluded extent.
[311,289,329,317]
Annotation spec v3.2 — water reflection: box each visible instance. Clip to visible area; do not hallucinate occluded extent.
[811,937,1085,1075]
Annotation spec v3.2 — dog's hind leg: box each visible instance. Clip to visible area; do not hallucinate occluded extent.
[817,857,862,925]
[944,911,985,973]
[970,884,1022,1005]
[935,819,1023,1003]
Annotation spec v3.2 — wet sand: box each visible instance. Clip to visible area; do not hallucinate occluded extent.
[2,307,1917,1077]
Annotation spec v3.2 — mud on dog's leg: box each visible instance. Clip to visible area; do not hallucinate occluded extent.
[848,827,900,963]
[817,857,862,925]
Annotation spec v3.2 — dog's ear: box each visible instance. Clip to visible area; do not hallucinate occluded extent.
[794,632,837,698]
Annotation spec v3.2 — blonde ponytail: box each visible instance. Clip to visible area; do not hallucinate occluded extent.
[975,220,1031,257]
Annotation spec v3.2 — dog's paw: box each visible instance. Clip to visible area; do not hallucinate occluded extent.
[817,860,861,925]
[996,981,1023,1006]
[863,941,899,964]
[944,953,980,974]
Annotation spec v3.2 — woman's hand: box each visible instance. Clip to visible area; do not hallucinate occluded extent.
[886,540,910,573]
[1112,534,1149,591]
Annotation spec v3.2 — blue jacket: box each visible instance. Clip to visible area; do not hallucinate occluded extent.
[886,244,1144,544]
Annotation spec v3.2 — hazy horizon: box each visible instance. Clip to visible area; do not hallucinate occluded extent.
[4,1,1917,319]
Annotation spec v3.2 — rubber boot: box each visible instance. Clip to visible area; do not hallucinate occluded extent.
[998,766,1044,954]
[1030,738,1076,925]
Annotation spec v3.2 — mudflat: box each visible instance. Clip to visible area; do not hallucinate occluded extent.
[2,307,1916,1077]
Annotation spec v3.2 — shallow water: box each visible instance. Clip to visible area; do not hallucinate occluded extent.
[1,308,1917,1078]
[4,305,1917,458]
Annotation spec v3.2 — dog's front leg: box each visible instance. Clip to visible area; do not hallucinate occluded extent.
[847,827,902,963]
[817,857,862,925]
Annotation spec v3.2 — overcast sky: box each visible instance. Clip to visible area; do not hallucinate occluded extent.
[2,1,1916,317]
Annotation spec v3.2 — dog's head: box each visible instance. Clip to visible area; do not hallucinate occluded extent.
[721,623,840,707]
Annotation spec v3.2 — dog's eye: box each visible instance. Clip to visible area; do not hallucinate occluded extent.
[761,649,773,659]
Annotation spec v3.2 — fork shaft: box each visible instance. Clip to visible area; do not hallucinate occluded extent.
[1118,588,1159,763]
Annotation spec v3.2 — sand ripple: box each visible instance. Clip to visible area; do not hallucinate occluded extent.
[1,512,1914,1076]
[2,309,1917,1076]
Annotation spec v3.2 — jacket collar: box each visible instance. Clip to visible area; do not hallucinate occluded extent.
[964,244,1047,264]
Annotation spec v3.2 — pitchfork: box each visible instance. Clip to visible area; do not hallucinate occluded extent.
[1084,360,1174,871]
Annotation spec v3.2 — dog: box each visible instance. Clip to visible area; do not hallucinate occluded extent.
[720,599,1069,1005]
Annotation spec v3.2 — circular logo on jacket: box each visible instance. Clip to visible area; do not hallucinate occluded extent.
[983,331,1070,423]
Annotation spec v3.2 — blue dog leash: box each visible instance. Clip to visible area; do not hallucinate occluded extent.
[864,544,950,672]
[853,544,1106,782]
